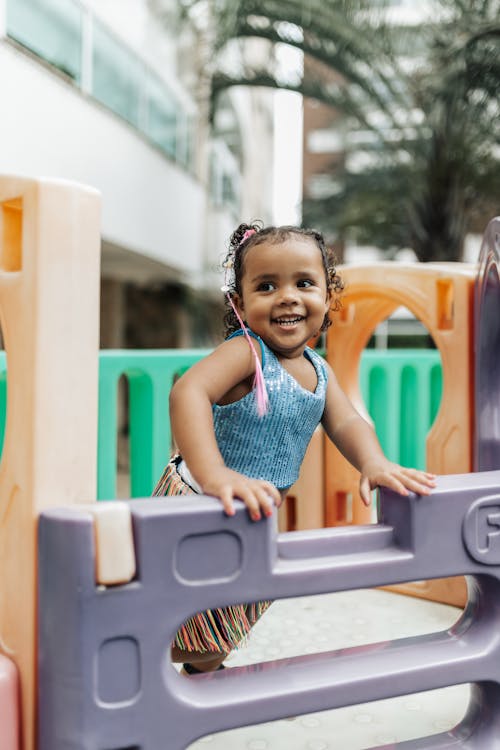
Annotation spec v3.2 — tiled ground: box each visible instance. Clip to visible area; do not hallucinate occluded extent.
[187,589,469,749]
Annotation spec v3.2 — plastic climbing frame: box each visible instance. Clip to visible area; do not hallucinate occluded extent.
[0,175,101,750]
[39,470,500,749]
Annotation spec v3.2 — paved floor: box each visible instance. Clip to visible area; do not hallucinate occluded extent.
[187,589,469,750]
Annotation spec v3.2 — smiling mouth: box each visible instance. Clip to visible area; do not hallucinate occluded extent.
[272,316,304,326]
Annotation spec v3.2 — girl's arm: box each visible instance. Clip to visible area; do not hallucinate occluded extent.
[169,337,281,521]
[321,363,436,506]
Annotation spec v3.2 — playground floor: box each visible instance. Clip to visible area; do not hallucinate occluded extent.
[187,588,469,749]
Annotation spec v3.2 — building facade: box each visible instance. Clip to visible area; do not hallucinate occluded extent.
[0,0,275,347]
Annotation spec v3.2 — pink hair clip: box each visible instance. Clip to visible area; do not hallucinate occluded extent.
[241,228,256,244]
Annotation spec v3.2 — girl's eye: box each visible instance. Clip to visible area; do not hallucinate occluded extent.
[257,282,275,292]
[297,279,314,288]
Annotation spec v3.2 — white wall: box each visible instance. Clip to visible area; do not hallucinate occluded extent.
[0,41,207,275]
[234,86,275,225]
[84,0,191,107]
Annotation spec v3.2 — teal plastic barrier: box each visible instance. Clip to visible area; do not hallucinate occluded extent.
[98,349,211,499]
[0,349,442,499]
[360,350,442,470]
[99,348,442,498]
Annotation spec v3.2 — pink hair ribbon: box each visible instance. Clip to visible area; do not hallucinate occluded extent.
[225,295,269,417]
[221,225,269,416]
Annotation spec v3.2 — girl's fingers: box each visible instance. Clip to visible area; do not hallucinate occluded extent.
[361,464,437,504]
[242,492,262,521]
[379,468,436,497]
[383,475,410,497]
[401,468,437,485]
[258,488,275,517]
[261,481,281,508]
[219,488,236,516]
[218,478,280,522]
[398,469,436,495]
[359,477,372,507]
[237,485,265,521]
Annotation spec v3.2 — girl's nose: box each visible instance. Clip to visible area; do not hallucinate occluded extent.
[277,286,298,304]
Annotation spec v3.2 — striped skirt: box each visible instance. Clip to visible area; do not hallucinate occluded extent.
[153,455,272,654]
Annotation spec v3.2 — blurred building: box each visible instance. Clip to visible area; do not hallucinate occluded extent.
[301,1,446,347]
[302,0,433,265]
[0,0,275,347]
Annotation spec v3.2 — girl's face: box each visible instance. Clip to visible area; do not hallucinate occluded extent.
[234,236,331,359]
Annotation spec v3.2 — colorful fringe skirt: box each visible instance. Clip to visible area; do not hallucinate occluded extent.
[153,455,272,654]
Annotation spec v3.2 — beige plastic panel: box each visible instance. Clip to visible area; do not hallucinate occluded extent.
[78,502,136,585]
[0,654,20,749]
[0,175,101,750]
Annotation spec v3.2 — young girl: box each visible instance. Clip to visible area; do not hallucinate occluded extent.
[153,222,436,675]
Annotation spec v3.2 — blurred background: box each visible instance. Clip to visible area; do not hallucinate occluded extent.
[1,0,498,351]
[0,0,498,497]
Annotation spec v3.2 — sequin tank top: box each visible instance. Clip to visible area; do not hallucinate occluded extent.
[212,329,328,490]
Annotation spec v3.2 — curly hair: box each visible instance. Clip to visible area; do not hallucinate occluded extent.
[222,221,343,337]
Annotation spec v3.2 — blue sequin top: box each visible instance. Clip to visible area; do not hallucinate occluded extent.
[212,329,328,490]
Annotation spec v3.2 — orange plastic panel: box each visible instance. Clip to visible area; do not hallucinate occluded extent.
[381,577,467,609]
[0,654,20,749]
[282,426,325,531]
[325,262,476,526]
[0,176,101,750]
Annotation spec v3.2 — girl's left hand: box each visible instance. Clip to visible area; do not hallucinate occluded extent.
[359,460,437,507]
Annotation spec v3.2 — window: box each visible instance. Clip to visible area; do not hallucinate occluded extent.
[7,0,82,83]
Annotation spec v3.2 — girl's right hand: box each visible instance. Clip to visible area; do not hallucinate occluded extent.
[201,468,281,522]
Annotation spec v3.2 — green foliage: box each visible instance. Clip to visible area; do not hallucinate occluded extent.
[175,0,500,261]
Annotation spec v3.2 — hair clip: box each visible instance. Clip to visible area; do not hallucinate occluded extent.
[241,228,256,244]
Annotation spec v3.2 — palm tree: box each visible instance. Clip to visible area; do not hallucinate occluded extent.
[164,0,500,261]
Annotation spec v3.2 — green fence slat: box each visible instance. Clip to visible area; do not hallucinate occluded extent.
[360,350,442,471]
[98,349,211,499]
[129,370,154,497]
[97,354,122,500]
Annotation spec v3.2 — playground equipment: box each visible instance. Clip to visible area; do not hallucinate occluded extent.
[282,349,442,532]
[37,211,500,749]
[474,218,500,472]
[97,349,210,499]
[325,262,476,526]
[0,171,499,748]
[0,348,442,500]
[39,471,500,749]
[0,176,101,749]
[324,261,476,608]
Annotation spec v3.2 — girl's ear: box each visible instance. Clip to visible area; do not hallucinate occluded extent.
[325,287,332,308]
[233,293,244,316]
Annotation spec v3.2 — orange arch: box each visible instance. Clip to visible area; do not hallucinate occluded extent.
[325,262,476,526]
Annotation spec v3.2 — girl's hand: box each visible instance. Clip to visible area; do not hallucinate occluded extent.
[359,459,437,507]
[201,468,281,522]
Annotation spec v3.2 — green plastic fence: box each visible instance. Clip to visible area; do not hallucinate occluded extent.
[0,349,442,499]
[360,350,442,470]
[98,349,211,500]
